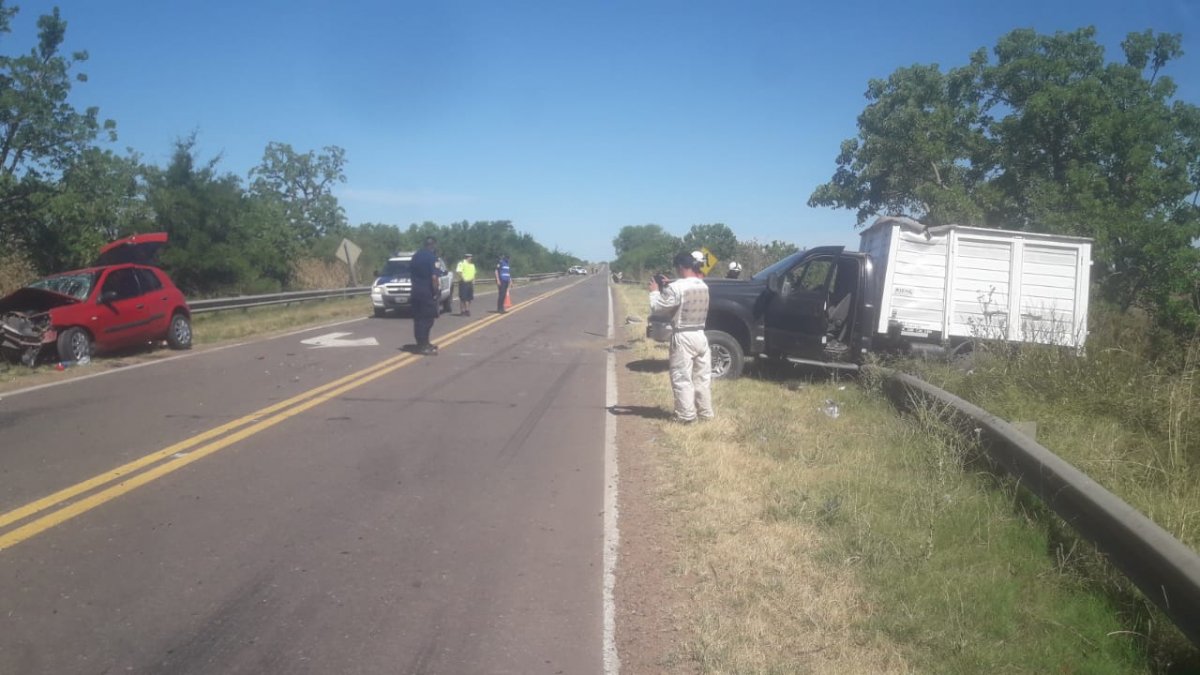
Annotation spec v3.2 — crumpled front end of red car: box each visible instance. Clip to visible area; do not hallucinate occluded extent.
[0,310,56,366]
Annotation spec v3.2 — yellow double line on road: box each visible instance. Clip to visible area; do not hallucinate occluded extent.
[0,280,583,552]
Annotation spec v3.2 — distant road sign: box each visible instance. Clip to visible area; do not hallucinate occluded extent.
[699,247,718,276]
[335,238,362,266]
[335,238,363,286]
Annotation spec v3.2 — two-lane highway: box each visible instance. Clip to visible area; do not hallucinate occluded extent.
[0,275,611,674]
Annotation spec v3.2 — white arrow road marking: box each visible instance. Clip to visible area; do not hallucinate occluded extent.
[300,332,380,349]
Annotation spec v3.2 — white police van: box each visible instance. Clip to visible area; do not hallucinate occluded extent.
[370,252,454,317]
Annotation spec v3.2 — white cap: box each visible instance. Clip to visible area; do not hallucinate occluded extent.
[691,251,705,264]
[729,261,742,271]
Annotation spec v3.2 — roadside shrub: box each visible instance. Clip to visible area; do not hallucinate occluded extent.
[0,249,36,296]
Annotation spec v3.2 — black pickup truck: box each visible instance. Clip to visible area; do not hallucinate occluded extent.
[650,246,881,378]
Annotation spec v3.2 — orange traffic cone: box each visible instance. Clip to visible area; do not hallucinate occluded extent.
[503,287,513,309]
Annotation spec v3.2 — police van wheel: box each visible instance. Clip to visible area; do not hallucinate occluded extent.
[706,330,744,380]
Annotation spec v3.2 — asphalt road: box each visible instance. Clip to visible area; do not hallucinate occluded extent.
[0,275,610,674]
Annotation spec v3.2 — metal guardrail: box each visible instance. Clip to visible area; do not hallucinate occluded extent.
[190,287,370,314]
[868,365,1200,645]
[189,272,567,314]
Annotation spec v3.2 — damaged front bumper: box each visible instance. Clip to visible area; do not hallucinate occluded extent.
[1,311,55,366]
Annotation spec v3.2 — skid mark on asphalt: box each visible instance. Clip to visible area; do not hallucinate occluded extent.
[497,359,581,463]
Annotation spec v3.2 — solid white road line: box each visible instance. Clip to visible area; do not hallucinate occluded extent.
[603,280,621,675]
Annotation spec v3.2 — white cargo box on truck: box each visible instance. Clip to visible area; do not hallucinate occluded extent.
[860,217,1092,349]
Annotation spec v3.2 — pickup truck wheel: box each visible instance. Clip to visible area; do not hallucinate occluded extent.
[373,307,387,318]
[706,330,744,380]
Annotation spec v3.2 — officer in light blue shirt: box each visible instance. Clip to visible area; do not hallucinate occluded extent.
[495,255,512,313]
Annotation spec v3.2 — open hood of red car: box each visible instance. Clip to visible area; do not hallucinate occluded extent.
[94,232,168,267]
[0,286,80,313]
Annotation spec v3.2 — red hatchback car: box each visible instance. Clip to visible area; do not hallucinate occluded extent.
[0,233,192,366]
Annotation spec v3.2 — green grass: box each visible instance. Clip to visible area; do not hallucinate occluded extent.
[888,310,1200,669]
[613,283,1183,673]
[190,296,368,345]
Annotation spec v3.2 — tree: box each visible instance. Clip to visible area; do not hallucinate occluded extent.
[249,142,347,245]
[0,5,115,182]
[810,27,1200,335]
[0,2,117,265]
[21,147,150,272]
[611,224,680,277]
[733,238,801,277]
[147,137,289,294]
[681,223,738,262]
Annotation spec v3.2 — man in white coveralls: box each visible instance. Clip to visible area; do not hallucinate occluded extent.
[649,251,714,423]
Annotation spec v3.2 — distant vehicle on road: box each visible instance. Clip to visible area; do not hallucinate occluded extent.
[0,233,193,366]
[371,253,454,317]
[650,217,1093,379]
[568,265,588,275]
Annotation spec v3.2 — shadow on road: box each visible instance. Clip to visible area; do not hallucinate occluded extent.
[625,359,668,374]
[607,405,672,420]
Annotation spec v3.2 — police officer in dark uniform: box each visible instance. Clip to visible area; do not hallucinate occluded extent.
[410,236,440,355]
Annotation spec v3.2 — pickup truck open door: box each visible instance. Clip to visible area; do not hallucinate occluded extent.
[763,247,843,358]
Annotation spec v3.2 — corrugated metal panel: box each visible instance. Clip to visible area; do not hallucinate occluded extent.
[1019,244,1081,346]
[886,231,949,331]
[950,238,1012,339]
[863,218,1092,347]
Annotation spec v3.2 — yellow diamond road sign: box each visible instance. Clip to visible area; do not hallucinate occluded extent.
[699,247,718,276]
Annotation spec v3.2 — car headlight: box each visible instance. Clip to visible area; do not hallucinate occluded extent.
[371,286,383,297]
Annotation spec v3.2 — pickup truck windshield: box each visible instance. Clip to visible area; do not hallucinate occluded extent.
[751,252,804,281]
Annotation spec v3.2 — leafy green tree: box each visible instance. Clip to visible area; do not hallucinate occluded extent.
[249,142,347,246]
[810,27,1200,335]
[611,224,681,278]
[732,238,801,277]
[0,4,115,182]
[681,223,738,262]
[0,2,118,268]
[329,219,580,281]
[21,148,149,272]
[147,137,288,295]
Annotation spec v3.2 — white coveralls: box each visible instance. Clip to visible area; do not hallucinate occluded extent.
[650,277,714,422]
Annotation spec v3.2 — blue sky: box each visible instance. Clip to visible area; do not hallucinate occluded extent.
[12,0,1199,261]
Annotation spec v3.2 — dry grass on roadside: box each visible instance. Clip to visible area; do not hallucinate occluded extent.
[614,284,909,673]
[614,283,1151,674]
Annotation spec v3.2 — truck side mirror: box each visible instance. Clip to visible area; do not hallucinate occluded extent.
[766,272,783,296]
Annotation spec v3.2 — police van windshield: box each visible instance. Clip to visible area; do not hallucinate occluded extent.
[380,260,412,278]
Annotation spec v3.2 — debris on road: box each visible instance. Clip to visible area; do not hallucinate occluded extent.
[821,399,841,419]
[54,356,92,371]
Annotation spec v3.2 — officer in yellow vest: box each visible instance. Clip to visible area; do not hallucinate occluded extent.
[455,253,477,316]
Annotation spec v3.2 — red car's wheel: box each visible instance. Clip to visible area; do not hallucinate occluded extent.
[56,327,92,363]
[166,312,192,350]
